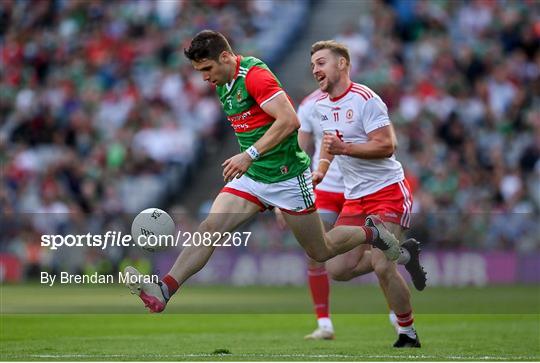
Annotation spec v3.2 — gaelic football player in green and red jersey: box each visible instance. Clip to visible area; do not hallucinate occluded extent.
[124,30,404,316]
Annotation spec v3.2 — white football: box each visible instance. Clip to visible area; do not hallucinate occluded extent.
[131,208,175,252]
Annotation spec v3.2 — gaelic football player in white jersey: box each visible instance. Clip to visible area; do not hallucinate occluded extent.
[297,88,426,343]
[309,40,426,347]
[296,88,346,340]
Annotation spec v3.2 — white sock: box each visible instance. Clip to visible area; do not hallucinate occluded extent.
[396,247,410,265]
[317,317,334,331]
[398,324,417,339]
[389,310,399,332]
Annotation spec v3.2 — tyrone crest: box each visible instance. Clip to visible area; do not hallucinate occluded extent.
[346,109,354,120]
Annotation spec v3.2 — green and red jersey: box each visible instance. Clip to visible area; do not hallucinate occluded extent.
[216,56,310,183]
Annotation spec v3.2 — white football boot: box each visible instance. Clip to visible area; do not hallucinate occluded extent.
[365,215,401,261]
[304,327,335,340]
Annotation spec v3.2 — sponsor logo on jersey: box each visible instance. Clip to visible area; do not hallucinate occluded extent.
[232,123,249,131]
[228,110,256,131]
[228,110,252,123]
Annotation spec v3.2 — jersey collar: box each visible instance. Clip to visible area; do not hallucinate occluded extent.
[233,55,242,79]
[329,81,353,102]
[225,55,242,92]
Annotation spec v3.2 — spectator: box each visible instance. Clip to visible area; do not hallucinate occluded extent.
[0,0,308,277]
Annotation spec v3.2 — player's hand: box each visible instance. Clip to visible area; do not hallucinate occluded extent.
[222,152,253,182]
[274,208,287,229]
[323,134,348,155]
[312,170,325,187]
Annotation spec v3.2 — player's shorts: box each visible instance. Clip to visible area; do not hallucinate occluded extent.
[221,168,316,215]
[314,188,345,225]
[314,189,346,214]
[335,179,413,228]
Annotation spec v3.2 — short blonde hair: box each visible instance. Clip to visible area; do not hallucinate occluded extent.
[311,40,351,65]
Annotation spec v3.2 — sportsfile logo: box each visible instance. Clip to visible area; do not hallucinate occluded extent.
[40,231,252,250]
[41,231,133,250]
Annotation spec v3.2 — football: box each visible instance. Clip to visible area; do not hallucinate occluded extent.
[131,208,175,252]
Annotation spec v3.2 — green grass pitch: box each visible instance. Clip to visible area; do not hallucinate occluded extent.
[1,284,539,361]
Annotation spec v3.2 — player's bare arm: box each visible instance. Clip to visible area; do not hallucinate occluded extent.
[222,93,300,182]
[312,139,334,187]
[298,130,315,155]
[323,125,396,159]
[255,93,301,152]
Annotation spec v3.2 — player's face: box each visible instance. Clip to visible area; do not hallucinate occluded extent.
[311,49,341,93]
[191,56,231,86]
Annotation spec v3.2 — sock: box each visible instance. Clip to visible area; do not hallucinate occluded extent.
[159,274,179,301]
[389,310,399,332]
[361,226,378,244]
[317,317,334,331]
[307,266,330,320]
[396,310,416,339]
[396,247,411,265]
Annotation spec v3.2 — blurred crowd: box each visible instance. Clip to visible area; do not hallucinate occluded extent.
[1,0,539,282]
[331,0,539,251]
[0,0,307,277]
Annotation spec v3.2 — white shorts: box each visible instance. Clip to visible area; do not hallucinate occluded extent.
[221,169,316,215]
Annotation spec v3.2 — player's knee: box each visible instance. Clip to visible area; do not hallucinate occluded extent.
[325,261,353,281]
[306,257,324,269]
[306,250,330,263]
[328,268,353,281]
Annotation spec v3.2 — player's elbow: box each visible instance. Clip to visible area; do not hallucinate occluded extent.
[382,143,395,158]
[379,139,396,158]
[283,114,300,134]
[289,115,301,132]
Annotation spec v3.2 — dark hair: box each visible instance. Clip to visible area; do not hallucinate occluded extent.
[184,30,233,62]
[311,40,350,65]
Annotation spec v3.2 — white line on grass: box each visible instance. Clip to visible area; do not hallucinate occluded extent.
[8,353,538,360]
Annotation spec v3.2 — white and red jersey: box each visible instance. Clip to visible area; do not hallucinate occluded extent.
[298,89,344,194]
[313,82,404,199]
